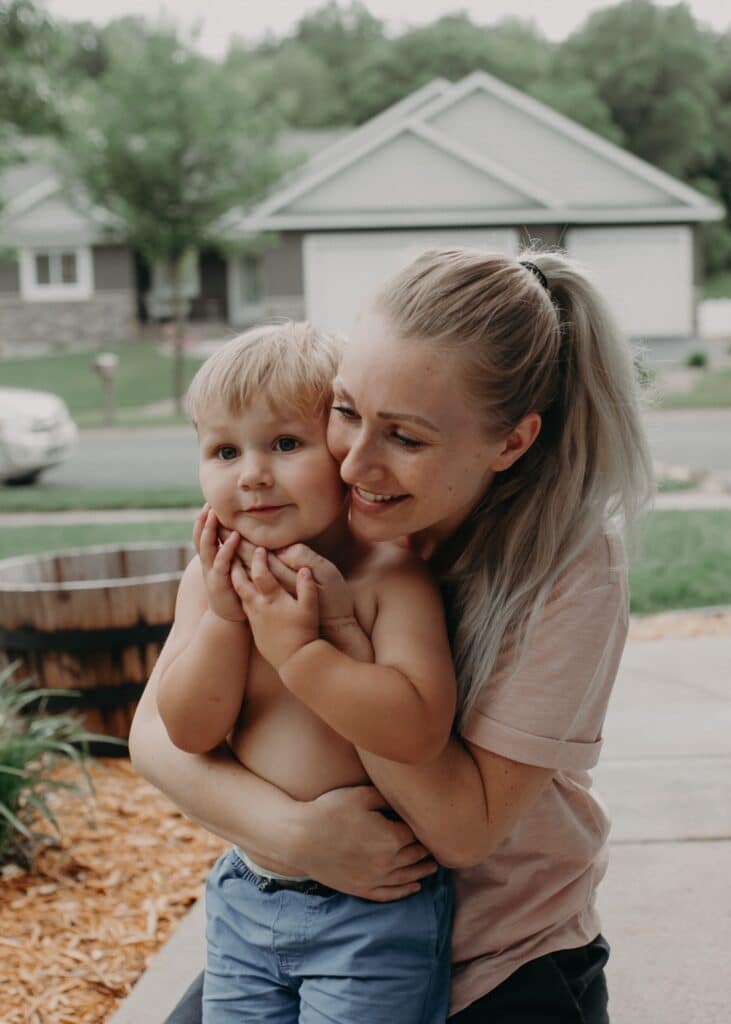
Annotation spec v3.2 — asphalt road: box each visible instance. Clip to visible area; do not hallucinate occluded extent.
[42,410,731,491]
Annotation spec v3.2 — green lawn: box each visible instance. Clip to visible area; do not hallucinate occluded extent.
[630,510,731,613]
[1,343,204,415]
[704,269,731,300]
[0,485,202,513]
[1,511,729,615]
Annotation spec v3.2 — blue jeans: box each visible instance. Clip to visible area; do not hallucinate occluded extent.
[203,848,453,1023]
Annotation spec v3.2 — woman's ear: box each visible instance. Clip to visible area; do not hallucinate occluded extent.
[490,413,542,472]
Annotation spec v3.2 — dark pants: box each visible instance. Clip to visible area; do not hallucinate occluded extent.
[450,935,610,1024]
[165,935,610,1024]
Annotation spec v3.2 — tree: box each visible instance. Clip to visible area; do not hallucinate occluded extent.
[64,26,285,411]
[555,0,717,178]
[348,14,552,124]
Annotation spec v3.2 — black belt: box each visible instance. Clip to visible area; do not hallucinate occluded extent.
[254,874,337,898]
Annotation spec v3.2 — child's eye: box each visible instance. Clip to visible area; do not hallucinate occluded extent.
[273,436,300,452]
[216,445,239,461]
[332,404,359,420]
[392,432,424,450]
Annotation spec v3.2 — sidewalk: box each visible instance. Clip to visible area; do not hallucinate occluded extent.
[109,633,731,1024]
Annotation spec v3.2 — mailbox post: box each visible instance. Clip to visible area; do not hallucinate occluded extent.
[92,352,119,426]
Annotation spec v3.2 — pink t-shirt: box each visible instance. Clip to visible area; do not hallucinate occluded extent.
[450,530,628,1015]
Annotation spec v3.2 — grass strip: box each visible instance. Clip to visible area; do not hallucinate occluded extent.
[0,512,729,616]
[658,367,731,410]
[0,486,202,513]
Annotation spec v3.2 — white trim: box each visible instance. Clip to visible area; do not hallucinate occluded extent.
[243,206,715,233]
[19,245,94,302]
[4,177,59,219]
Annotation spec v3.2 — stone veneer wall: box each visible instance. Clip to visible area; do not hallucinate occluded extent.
[0,290,136,355]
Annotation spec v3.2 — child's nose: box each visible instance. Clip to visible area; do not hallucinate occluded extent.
[237,453,273,488]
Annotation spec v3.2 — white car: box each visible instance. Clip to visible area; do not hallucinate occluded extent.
[0,387,79,484]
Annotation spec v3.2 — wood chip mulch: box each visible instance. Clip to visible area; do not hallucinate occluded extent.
[3,611,729,1023]
[628,609,731,642]
[0,759,227,1024]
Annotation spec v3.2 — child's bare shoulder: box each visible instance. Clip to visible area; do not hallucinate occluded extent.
[351,541,435,599]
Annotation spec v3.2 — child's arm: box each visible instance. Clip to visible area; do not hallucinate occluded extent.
[230,536,374,663]
[235,549,455,764]
[155,518,251,754]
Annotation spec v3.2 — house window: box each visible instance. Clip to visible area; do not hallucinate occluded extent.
[20,247,93,302]
[33,250,78,287]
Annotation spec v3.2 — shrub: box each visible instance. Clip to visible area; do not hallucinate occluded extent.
[0,662,111,866]
[685,350,708,369]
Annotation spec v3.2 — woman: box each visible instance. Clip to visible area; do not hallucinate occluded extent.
[130,247,653,1022]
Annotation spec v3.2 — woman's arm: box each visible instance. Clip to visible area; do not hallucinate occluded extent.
[130,668,438,898]
[358,739,554,869]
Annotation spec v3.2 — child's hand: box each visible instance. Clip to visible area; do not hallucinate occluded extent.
[193,505,247,623]
[232,539,357,632]
[231,547,318,670]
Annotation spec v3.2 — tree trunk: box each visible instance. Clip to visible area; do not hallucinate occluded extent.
[171,256,186,416]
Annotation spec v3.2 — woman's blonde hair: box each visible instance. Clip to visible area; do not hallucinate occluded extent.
[375,247,654,723]
[186,321,341,426]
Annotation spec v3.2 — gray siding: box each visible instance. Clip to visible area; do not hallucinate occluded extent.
[93,245,135,290]
[261,233,304,297]
[0,258,19,294]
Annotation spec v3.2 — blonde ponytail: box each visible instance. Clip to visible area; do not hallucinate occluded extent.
[376,247,653,723]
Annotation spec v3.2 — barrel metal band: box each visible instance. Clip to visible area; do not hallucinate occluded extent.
[31,681,146,711]
[0,622,171,654]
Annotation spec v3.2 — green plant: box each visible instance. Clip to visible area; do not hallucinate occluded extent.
[0,662,110,866]
[685,350,708,369]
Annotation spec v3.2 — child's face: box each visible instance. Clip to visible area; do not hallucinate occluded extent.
[197,395,346,549]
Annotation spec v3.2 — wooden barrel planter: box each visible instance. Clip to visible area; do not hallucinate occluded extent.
[0,542,193,745]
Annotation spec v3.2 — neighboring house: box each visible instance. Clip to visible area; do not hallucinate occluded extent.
[0,154,137,352]
[226,71,723,340]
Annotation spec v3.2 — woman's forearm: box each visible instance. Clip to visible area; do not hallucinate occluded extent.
[357,737,490,869]
[129,680,307,874]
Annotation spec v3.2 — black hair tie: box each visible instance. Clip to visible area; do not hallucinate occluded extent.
[519,260,549,292]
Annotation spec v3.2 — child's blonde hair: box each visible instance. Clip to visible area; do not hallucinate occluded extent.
[186,322,341,426]
[375,246,654,723]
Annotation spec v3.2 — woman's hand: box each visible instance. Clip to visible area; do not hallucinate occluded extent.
[231,547,319,671]
[294,785,438,901]
[193,505,247,623]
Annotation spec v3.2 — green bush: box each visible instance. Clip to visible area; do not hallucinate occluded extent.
[685,350,708,369]
[0,663,109,866]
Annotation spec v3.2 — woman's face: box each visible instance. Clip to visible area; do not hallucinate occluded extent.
[327,309,508,547]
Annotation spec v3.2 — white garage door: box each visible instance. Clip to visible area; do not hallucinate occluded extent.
[566,226,694,338]
[303,229,519,334]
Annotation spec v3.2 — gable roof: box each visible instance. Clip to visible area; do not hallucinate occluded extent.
[233,70,722,233]
[0,152,119,248]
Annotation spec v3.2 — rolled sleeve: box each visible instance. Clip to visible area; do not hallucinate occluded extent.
[461,711,603,770]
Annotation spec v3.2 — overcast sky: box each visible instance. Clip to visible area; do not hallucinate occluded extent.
[43,0,731,56]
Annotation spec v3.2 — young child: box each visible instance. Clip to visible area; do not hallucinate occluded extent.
[151,322,456,1024]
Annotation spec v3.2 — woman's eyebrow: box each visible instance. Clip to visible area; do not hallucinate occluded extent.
[333,380,441,433]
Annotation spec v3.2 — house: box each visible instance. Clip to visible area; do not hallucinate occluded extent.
[224,71,723,341]
[0,72,723,353]
[0,150,138,352]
